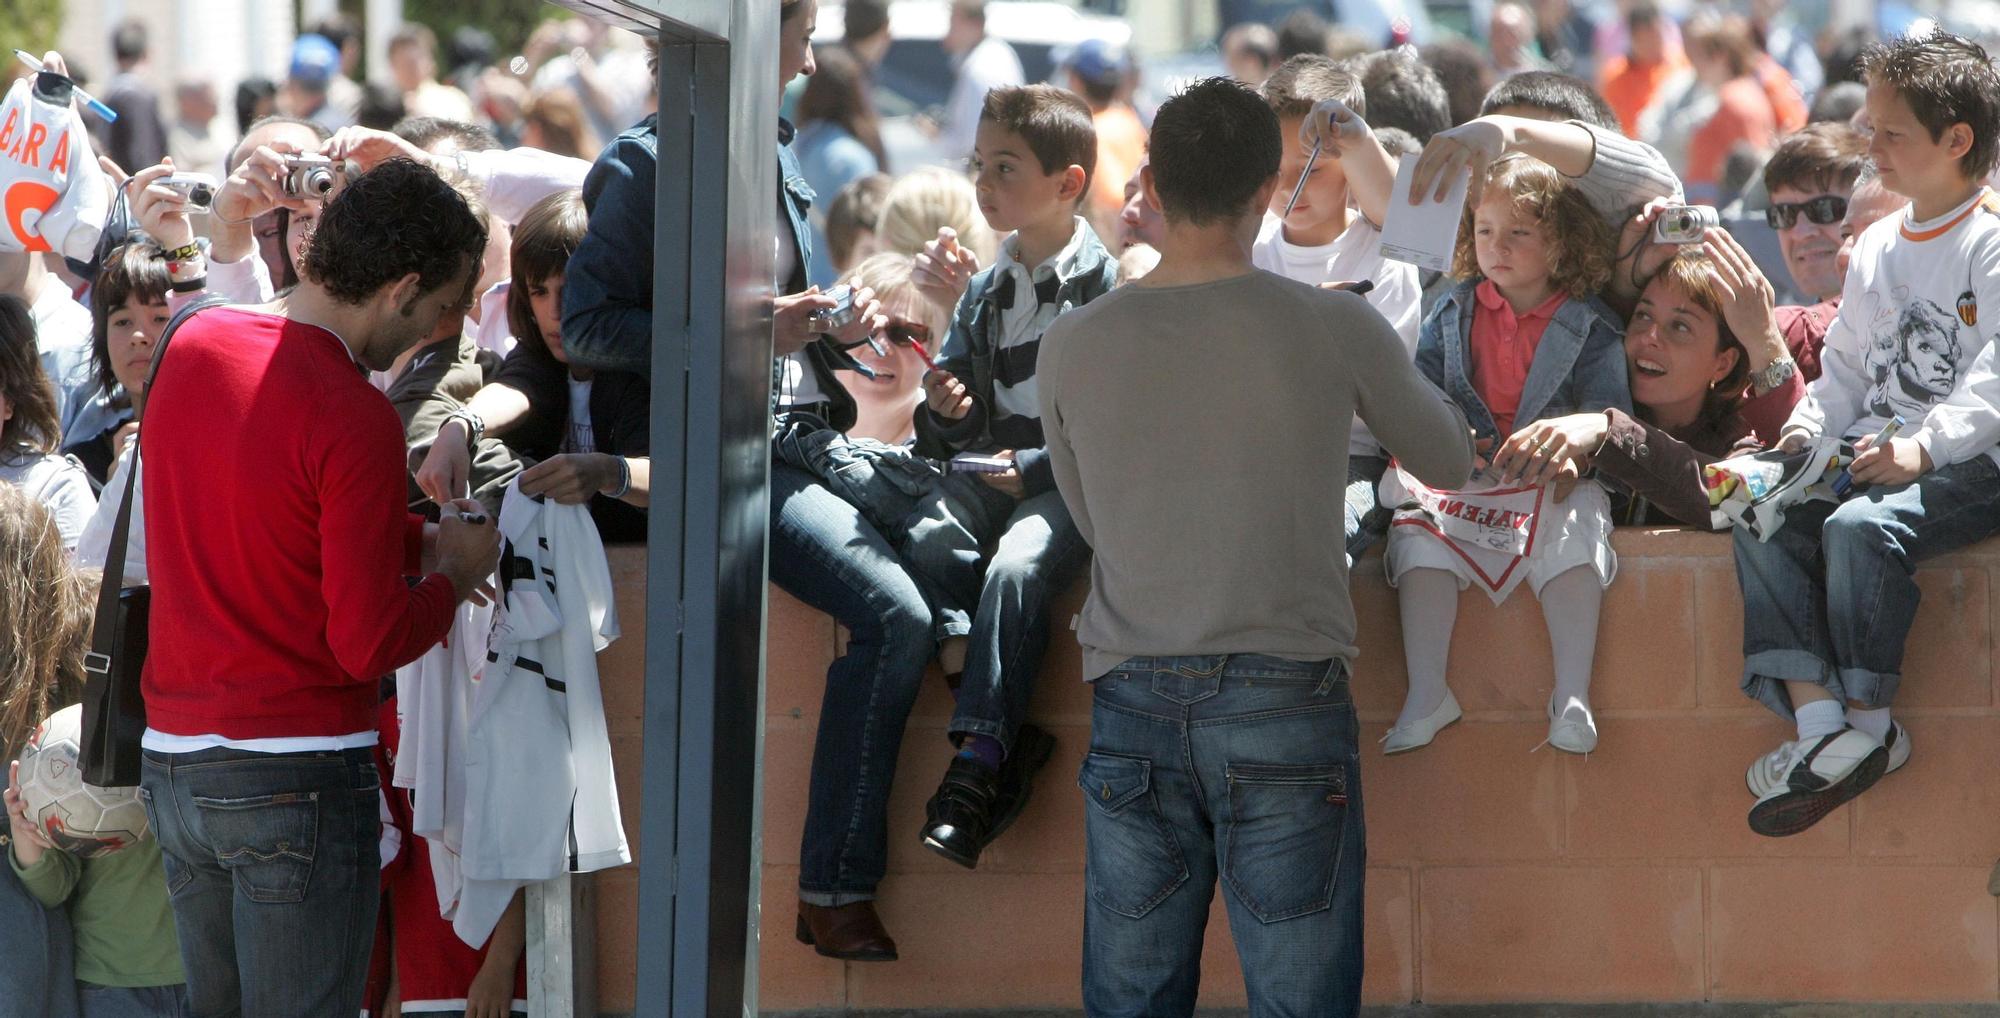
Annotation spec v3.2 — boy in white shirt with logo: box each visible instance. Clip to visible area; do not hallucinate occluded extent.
[1251,55,1423,563]
[1735,30,2000,838]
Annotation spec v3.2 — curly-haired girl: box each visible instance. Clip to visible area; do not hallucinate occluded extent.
[1379,154,1630,756]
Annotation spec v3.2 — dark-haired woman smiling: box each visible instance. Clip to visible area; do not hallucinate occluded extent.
[1493,239,1797,526]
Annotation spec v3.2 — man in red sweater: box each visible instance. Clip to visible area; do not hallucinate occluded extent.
[137,157,499,1018]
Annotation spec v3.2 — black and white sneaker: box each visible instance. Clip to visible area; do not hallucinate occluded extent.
[1747,727,1889,838]
[1882,721,1911,778]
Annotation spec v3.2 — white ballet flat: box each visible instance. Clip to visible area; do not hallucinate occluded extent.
[1382,690,1462,754]
[1546,696,1598,755]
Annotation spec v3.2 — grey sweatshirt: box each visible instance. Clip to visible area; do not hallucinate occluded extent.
[1039,269,1474,680]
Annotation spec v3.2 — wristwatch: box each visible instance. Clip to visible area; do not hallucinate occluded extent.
[1750,355,1797,396]
[444,408,485,449]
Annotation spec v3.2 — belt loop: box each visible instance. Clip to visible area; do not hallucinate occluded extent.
[1314,659,1343,697]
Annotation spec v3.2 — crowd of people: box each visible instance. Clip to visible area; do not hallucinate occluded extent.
[0,0,1993,1016]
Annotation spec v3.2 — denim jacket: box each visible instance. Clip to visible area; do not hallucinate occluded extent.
[561,114,656,374]
[1414,278,1632,443]
[913,221,1119,494]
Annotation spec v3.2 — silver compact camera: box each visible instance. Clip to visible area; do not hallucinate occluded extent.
[1653,204,1720,245]
[159,172,219,214]
[280,153,342,199]
[808,283,860,332]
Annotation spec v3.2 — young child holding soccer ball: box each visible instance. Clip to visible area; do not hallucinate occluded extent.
[0,481,187,1016]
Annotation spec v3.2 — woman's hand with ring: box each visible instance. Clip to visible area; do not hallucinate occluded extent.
[1492,413,1612,486]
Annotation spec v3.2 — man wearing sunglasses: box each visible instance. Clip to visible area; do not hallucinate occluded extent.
[1746,123,1878,402]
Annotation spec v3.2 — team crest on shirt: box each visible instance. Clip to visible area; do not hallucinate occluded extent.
[1959,290,1979,327]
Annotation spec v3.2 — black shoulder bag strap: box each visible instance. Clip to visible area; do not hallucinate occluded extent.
[78,294,228,787]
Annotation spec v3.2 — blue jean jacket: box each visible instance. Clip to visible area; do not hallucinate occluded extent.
[561,116,822,378]
[1414,279,1633,443]
[912,225,1119,495]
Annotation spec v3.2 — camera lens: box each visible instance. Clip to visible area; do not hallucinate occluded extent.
[190,186,212,205]
[305,168,334,196]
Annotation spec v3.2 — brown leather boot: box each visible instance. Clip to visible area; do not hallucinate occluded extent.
[795,900,899,961]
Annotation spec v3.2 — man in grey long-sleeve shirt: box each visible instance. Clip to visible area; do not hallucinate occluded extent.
[1037,78,1472,1018]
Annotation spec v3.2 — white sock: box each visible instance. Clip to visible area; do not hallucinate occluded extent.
[1395,568,1458,728]
[1537,566,1601,721]
[1847,706,1892,741]
[1795,698,1847,741]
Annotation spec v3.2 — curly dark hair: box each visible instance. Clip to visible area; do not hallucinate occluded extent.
[298,158,487,306]
[1452,155,1614,297]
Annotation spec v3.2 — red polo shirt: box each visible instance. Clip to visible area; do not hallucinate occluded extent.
[142,307,456,740]
[1469,280,1569,438]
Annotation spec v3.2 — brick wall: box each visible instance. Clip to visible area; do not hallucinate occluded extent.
[593,528,2000,1010]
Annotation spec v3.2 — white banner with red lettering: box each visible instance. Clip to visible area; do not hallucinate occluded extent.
[0,75,107,260]
[1380,466,1547,601]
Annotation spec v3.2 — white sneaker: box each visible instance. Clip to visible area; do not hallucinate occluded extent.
[1545,696,1597,754]
[1747,727,1889,838]
[1883,721,1911,777]
[1382,689,1462,754]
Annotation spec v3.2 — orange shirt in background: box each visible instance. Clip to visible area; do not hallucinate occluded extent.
[1686,77,1777,201]
[1089,105,1147,222]
[1599,54,1688,137]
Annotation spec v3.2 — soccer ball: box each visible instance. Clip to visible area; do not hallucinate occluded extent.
[15,704,150,858]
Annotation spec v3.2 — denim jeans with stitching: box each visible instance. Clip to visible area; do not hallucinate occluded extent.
[1734,456,2000,718]
[139,746,379,1018]
[1080,654,1365,1018]
[769,463,936,905]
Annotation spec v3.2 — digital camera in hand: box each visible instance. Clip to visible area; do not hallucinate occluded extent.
[1654,204,1719,245]
[15,704,150,858]
[161,172,219,214]
[808,283,860,333]
[280,153,343,199]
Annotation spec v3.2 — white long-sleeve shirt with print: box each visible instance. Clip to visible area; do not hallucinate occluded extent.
[1786,188,2000,469]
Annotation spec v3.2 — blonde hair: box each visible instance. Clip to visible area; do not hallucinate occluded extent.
[873,166,999,266]
[850,251,947,348]
[1451,155,1614,297]
[0,484,96,755]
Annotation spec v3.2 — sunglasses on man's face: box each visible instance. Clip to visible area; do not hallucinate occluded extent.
[1766,195,1848,231]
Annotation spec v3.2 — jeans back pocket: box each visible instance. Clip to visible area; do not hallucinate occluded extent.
[1223,762,1348,923]
[1078,752,1187,919]
[189,791,320,904]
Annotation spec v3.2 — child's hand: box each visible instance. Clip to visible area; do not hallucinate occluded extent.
[5,761,54,866]
[464,961,515,1018]
[914,228,980,313]
[825,280,887,351]
[520,453,620,505]
[1409,118,1506,204]
[975,449,1023,498]
[923,369,974,420]
[1848,434,1931,487]
[1300,99,1373,162]
[127,159,197,253]
[1472,432,1495,473]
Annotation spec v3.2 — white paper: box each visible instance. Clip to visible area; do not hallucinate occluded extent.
[1380,159,1469,273]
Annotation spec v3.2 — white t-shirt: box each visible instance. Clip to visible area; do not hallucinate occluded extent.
[32,281,98,440]
[1251,211,1424,457]
[564,376,596,454]
[1792,188,2000,469]
[77,445,142,582]
[0,448,94,552]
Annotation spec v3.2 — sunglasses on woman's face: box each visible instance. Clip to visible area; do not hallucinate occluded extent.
[880,321,931,348]
[1766,195,1848,231]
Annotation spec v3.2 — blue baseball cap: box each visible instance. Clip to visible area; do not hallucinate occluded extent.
[1064,38,1129,89]
[289,34,340,84]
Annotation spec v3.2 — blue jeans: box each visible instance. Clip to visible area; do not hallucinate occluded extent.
[78,983,190,1018]
[769,464,935,905]
[1735,456,2000,718]
[1081,655,1365,1018]
[1345,455,1391,566]
[948,489,1089,754]
[138,747,380,1018]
